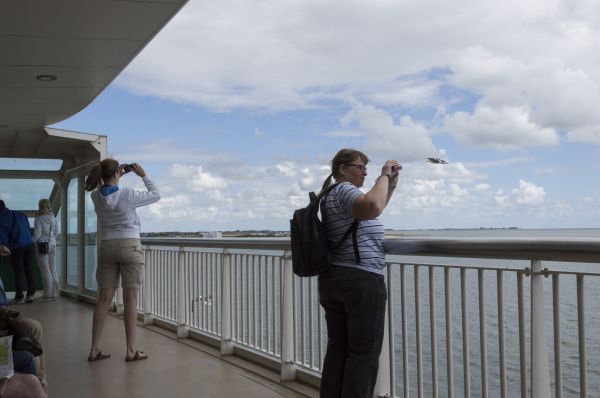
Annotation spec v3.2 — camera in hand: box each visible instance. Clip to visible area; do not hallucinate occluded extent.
[392,165,402,174]
[123,164,133,174]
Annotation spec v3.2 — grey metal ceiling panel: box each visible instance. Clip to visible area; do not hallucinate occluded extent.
[0,0,188,143]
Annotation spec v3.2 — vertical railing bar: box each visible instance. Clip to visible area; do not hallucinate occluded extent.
[266,256,271,353]
[478,269,488,398]
[300,277,305,366]
[309,276,314,369]
[199,252,203,330]
[517,272,527,398]
[252,255,257,348]
[318,288,323,369]
[201,252,205,329]
[553,273,562,398]
[192,253,197,329]
[231,254,242,341]
[272,257,276,354]
[205,252,209,331]
[497,270,507,398]
[200,252,204,330]
[577,274,587,398]
[259,256,264,351]
[401,264,409,398]
[386,264,396,397]
[461,268,471,398]
[445,267,454,398]
[210,252,215,333]
[245,254,250,345]
[429,266,438,398]
[415,265,423,398]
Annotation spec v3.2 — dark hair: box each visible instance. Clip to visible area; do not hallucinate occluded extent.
[0,200,4,210]
[320,148,369,194]
[85,159,120,192]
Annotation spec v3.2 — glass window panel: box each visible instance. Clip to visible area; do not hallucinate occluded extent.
[0,158,62,171]
[0,179,56,210]
[67,179,78,287]
[84,192,97,291]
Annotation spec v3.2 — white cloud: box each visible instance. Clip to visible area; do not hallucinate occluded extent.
[511,180,545,205]
[168,164,228,191]
[341,103,437,161]
[475,183,490,191]
[444,105,559,150]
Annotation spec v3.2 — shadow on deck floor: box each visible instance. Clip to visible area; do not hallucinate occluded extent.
[15,297,318,398]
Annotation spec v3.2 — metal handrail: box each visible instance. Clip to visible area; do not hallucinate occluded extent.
[141,236,600,263]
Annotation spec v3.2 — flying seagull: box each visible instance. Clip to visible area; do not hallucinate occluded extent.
[426,157,448,164]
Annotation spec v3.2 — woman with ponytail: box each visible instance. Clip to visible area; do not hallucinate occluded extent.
[318,148,400,398]
[85,159,160,363]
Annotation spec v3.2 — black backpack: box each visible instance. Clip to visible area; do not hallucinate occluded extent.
[290,183,360,277]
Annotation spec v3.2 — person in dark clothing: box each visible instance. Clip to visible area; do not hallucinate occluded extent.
[318,149,400,398]
[0,200,36,304]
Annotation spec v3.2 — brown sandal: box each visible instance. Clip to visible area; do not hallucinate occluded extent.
[125,351,148,362]
[88,351,111,362]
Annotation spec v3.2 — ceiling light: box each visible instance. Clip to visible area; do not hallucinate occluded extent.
[36,74,57,81]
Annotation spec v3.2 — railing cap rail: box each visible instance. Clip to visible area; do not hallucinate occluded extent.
[140,237,600,263]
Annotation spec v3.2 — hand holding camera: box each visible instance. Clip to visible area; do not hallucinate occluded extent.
[120,163,146,178]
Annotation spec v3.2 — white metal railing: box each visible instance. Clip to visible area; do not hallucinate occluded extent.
[131,237,600,397]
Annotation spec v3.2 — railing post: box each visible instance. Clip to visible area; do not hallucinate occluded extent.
[221,249,234,355]
[374,267,393,398]
[530,259,550,398]
[177,246,189,339]
[280,250,297,381]
[143,246,154,325]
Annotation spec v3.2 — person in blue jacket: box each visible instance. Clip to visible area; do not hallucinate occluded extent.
[0,200,36,304]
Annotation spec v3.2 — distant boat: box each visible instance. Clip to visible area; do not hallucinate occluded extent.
[426,157,448,164]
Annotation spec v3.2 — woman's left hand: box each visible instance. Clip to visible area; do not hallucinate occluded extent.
[130,163,146,178]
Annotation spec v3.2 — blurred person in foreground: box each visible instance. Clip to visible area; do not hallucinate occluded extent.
[318,148,399,398]
[85,160,160,362]
[33,199,59,302]
[0,200,36,304]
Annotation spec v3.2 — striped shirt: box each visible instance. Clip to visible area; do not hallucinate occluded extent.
[321,182,385,275]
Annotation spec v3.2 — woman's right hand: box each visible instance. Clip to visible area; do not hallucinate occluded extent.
[381,160,400,177]
[130,163,146,178]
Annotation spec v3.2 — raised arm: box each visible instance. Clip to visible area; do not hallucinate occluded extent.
[351,160,399,220]
[128,163,161,207]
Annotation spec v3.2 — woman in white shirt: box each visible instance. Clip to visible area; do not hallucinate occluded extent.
[33,199,59,301]
[84,159,160,363]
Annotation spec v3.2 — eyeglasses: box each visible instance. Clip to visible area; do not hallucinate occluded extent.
[346,164,367,172]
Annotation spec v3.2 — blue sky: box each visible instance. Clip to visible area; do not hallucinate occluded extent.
[53,0,600,232]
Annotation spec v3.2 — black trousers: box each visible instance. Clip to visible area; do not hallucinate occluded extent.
[10,244,36,299]
[318,265,387,398]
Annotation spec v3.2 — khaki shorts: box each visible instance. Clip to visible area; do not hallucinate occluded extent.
[97,239,144,289]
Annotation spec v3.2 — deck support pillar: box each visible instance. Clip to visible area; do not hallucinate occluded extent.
[280,250,297,381]
[531,259,551,398]
[221,250,234,355]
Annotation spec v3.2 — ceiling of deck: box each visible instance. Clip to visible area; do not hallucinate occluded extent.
[0,0,188,160]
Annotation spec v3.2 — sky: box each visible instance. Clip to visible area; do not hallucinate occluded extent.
[52,0,600,232]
